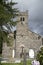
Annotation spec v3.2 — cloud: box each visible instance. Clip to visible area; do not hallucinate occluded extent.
[12,0,43,36]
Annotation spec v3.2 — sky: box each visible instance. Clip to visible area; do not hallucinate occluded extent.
[9,0,43,36]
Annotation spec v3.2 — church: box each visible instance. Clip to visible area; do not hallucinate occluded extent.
[2,11,43,62]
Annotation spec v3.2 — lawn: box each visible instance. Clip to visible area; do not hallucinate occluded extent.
[1,60,31,65]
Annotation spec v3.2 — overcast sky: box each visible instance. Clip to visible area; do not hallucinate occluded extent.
[9,0,43,36]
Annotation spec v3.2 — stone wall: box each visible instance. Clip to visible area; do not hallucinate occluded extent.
[2,11,42,62]
[16,11,42,58]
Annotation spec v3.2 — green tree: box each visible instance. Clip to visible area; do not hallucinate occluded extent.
[36,46,43,65]
[0,0,19,54]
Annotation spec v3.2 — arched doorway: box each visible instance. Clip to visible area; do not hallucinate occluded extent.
[29,49,34,58]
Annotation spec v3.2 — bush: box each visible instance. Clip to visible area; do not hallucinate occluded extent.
[36,46,43,65]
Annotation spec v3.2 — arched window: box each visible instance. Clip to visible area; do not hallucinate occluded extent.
[23,17,25,21]
[12,49,15,58]
[20,17,25,21]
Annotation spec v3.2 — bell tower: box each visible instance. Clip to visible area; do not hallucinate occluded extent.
[17,10,28,35]
[16,11,28,58]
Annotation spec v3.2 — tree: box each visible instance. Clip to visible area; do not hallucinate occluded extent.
[36,46,43,65]
[0,0,19,54]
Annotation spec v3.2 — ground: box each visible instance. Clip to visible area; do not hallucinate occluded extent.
[1,60,31,65]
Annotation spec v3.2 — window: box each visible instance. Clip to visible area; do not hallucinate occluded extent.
[14,30,16,39]
[20,17,25,21]
[23,17,25,21]
[12,49,15,58]
[20,17,25,24]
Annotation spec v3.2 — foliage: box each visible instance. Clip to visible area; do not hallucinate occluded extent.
[0,0,18,26]
[0,0,19,54]
[36,46,43,65]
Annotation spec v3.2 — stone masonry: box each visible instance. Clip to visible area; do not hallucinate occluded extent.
[16,11,42,58]
[2,11,43,62]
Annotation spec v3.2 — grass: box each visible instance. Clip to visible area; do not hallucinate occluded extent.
[1,63,22,65]
[27,60,31,65]
[1,60,31,65]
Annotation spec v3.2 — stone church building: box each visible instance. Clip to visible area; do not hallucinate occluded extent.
[2,11,43,62]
